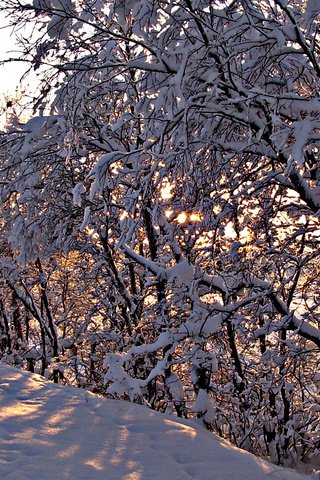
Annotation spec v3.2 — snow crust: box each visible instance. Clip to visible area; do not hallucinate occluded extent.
[0,363,309,480]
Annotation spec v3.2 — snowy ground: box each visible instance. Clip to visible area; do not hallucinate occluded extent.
[0,363,311,480]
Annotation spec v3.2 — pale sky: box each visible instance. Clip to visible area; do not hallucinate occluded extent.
[0,11,40,126]
[0,16,26,95]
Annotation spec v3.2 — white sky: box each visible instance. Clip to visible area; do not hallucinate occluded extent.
[0,17,26,95]
[0,11,40,126]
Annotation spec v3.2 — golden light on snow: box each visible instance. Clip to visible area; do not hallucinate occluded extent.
[164,419,197,438]
[46,407,75,435]
[1,401,39,418]
[84,459,104,471]
[57,444,80,458]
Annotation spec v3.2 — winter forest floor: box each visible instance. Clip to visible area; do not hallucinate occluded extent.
[0,363,312,480]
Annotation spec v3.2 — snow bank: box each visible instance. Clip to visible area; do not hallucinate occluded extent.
[0,363,309,480]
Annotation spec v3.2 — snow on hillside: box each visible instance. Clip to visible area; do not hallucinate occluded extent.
[0,363,310,480]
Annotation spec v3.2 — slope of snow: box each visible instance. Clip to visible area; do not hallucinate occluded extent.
[0,363,309,480]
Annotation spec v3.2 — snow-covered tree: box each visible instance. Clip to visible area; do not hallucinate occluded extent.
[1,0,320,467]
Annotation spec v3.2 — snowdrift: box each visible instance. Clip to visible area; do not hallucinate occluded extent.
[0,363,308,480]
